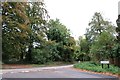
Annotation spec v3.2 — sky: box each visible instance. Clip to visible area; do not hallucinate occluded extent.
[44,0,119,40]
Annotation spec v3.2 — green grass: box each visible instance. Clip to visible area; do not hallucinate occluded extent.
[74,61,120,75]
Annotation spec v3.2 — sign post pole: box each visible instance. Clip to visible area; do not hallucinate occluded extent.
[108,64,109,68]
[100,61,109,68]
[102,64,103,68]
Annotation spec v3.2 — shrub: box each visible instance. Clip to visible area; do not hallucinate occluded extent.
[31,49,50,64]
[74,62,120,75]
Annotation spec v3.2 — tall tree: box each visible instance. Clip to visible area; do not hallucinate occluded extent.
[77,36,90,61]
[85,12,116,61]
[86,12,115,44]
[47,19,70,43]
[46,19,76,62]
[25,2,49,62]
[2,2,30,62]
[90,31,115,61]
[2,1,49,63]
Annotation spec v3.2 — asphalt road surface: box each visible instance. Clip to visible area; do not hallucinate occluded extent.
[1,65,119,80]
[2,68,117,78]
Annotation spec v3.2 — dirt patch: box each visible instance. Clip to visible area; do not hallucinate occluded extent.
[2,64,33,69]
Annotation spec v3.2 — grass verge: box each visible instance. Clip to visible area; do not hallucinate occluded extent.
[74,61,120,76]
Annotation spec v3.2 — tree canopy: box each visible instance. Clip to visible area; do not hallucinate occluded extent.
[2,2,49,63]
[2,2,119,67]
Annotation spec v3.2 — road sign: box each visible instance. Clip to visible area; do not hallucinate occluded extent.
[100,61,109,64]
[100,61,109,68]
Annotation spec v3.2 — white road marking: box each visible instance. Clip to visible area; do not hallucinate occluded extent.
[10,72,15,73]
[21,71,29,73]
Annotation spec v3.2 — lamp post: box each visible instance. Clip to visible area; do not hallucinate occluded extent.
[116,15,120,43]
[116,1,120,43]
[116,15,120,27]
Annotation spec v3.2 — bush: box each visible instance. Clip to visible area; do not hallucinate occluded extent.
[31,49,50,64]
[74,61,120,75]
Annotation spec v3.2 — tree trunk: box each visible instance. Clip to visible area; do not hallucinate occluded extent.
[114,57,120,67]
[25,44,32,62]
[109,58,114,65]
[20,52,24,60]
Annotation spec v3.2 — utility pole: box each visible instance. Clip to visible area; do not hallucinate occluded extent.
[116,1,120,67]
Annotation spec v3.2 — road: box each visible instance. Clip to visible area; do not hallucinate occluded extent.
[1,65,119,80]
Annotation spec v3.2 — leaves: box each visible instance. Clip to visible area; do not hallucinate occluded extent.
[84,12,117,61]
[46,19,76,62]
[2,2,49,62]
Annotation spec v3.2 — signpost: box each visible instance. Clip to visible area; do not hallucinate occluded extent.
[100,61,109,68]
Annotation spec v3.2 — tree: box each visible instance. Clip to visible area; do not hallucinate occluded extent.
[31,40,59,64]
[86,12,116,44]
[2,1,49,63]
[46,19,76,62]
[24,2,49,62]
[90,31,115,61]
[77,36,90,61]
[85,12,116,62]
[30,19,76,63]
[47,19,70,43]
[2,2,30,62]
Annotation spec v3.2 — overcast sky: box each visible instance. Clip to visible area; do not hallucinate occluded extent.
[44,0,119,40]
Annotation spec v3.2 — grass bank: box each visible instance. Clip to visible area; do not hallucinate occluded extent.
[74,61,120,76]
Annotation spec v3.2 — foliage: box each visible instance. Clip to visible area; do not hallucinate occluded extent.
[31,40,60,64]
[77,36,90,61]
[2,2,30,62]
[47,19,70,42]
[2,2,49,63]
[86,12,115,44]
[24,2,49,61]
[84,12,116,61]
[74,62,120,75]
[2,1,119,67]
[2,1,77,64]
[46,19,76,62]
[90,31,115,61]
[31,48,49,64]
